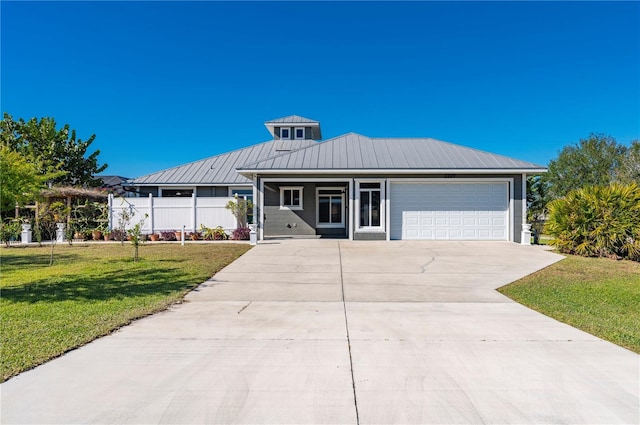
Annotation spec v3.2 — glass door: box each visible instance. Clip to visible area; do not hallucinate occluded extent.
[317,188,345,228]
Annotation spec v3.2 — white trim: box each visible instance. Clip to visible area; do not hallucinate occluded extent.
[265,121,319,126]
[259,179,264,240]
[509,181,514,242]
[355,179,385,232]
[239,168,546,175]
[387,178,515,242]
[135,184,247,187]
[521,173,527,225]
[385,179,391,241]
[261,177,354,183]
[279,186,303,210]
[294,127,305,140]
[280,127,291,140]
[387,177,513,183]
[348,179,354,241]
[252,179,258,227]
[315,187,346,228]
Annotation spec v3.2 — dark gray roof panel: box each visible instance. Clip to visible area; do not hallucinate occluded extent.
[238,133,545,171]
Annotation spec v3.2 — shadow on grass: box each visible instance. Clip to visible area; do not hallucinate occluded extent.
[1,252,82,268]
[0,265,202,304]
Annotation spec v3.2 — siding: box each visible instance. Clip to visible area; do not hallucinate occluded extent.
[263,183,316,236]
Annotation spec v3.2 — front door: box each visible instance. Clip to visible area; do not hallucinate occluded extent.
[316,188,345,230]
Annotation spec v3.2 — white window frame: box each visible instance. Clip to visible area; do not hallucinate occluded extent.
[355,180,385,232]
[280,186,303,210]
[280,127,291,140]
[316,187,345,228]
[294,127,305,140]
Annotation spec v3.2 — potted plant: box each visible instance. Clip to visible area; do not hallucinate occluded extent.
[231,227,251,240]
[149,233,160,242]
[190,231,200,240]
[174,230,183,241]
[201,224,228,240]
[110,229,126,242]
[213,226,228,240]
[160,230,176,241]
[103,230,112,241]
[73,226,85,241]
[92,225,104,241]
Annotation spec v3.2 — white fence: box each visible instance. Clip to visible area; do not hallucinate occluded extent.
[108,194,237,234]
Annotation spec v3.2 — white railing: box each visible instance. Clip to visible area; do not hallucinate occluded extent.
[108,194,237,233]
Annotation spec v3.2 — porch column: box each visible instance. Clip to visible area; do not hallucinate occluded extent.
[521,173,531,245]
[348,179,354,240]
[259,179,264,241]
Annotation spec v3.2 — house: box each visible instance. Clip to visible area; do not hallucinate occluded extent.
[96,175,131,196]
[126,115,545,243]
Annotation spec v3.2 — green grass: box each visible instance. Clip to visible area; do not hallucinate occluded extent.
[0,243,251,381]
[499,255,640,353]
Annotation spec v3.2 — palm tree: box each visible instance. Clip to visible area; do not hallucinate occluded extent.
[527,175,551,244]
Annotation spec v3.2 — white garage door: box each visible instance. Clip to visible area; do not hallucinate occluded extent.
[390,182,509,240]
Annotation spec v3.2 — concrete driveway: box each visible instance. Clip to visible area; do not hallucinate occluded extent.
[2,240,638,424]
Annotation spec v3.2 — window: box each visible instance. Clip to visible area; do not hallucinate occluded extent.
[280,127,291,140]
[294,127,305,140]
[280,186,303,210]
[359,182,382,228]
[160,188,193,197]
[229,187,253,202]
[317,188,345,228]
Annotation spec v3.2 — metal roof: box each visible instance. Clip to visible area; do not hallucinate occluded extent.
[264,115,319,124]
[128,139,317,185]
[129,132,544,186]
[238,133,545,172]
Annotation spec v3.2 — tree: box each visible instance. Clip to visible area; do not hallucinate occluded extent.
[225,195,253,229]
[526,175,551,244]
[617,140,640,184]
[545,134,626,199]
[0,147,60,214]
[0,113,107,187]
[36,201,71,265]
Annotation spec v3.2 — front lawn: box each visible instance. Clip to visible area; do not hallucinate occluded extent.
[0,243,251,382]
[499,255,640,353]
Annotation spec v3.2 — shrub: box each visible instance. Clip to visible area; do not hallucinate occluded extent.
[545,183,640,261]
[231,227,251,240]
[0,220,21,247]
[110,229,127,242]
[159,230,176,241]
[200,225,228,240]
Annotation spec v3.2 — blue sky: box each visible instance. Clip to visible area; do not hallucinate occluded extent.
[2,1,638,178]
